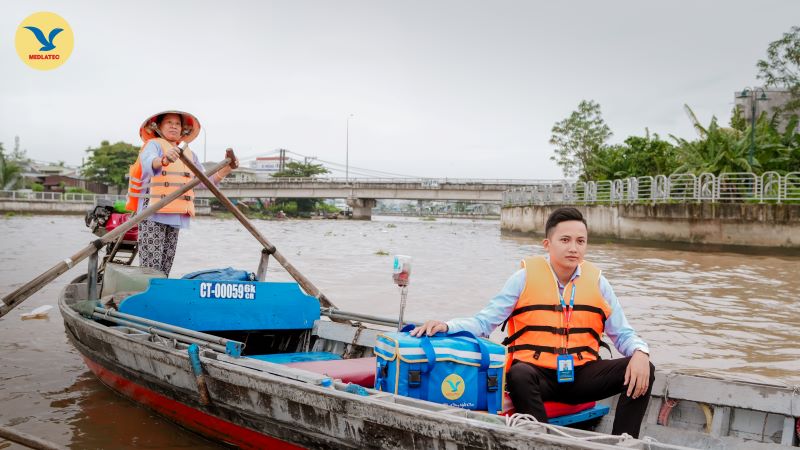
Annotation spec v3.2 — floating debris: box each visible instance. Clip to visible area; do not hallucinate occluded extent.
[21,305,53,320]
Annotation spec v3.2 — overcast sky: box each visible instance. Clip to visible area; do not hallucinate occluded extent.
[1,1,798,179]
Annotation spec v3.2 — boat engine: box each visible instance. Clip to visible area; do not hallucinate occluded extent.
[85,201,114,235]
[84,200,139,265]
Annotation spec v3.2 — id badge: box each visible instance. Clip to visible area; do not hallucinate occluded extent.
[556,354,575,383]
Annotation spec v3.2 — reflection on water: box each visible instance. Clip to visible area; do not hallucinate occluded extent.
[1,215,798,447]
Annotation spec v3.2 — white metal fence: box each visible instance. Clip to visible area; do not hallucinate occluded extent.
[0,190,210,207]
[502,172,800,206]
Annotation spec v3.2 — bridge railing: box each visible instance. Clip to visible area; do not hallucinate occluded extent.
[502,172,800,206]
[223,177,564,186]
[0,190,210,207]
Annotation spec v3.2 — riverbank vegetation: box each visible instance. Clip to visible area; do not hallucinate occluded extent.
[551,26,800,181]
[82,141,139,194]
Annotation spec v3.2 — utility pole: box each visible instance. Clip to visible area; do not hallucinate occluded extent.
[346,114,354,182]
[737,87,768,166]
[278,149,286,172]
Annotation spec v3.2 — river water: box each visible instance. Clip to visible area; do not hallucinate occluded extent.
[1,215,799,449]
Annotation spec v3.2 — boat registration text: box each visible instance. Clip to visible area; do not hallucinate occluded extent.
[199,282,256,300]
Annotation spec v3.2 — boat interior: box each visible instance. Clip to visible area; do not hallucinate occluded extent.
[62,262,800,449]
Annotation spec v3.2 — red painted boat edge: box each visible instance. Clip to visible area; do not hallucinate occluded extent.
[82,356,303,450]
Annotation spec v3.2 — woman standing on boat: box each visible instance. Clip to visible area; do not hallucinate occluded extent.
[125,110,236,277]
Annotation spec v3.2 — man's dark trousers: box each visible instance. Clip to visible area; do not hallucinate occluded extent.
[506,357,656,438]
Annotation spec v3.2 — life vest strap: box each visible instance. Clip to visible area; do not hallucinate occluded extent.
[141,181,190,189]
[131,193,193,202]
[501,325,601,346]
[508,344,601,360]
[162,170,191,177]
[506,303,608,323]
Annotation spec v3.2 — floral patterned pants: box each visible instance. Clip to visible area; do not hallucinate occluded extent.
[138,220,180,277]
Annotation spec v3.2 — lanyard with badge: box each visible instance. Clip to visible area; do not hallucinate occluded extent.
[556,283,576,383]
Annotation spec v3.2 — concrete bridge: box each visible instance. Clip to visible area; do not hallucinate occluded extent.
[195,177,544,219]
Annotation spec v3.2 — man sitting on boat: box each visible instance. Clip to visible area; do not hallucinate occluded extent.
[411,207,655,438]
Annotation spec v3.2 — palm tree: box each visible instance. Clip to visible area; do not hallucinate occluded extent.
[0,144,22,190]
[671,108,753,174]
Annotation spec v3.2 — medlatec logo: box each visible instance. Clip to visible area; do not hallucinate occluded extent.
[441,374,465,401]
[15,12,74,70]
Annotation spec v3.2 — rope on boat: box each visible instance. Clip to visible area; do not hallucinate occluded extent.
[699,403,713,433]
[504,413,649,444]
[343,323,365,359]
[657,398,679,426]
[657,371,680,426]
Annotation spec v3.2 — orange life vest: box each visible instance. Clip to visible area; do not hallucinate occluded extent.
[503,256,611,370]
[125,138,195,216]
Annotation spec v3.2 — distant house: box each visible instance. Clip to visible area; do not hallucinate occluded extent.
[227,167,258,183]
[248,155,295,180]
[16,161,109,193]
[44,175,108,194]
[251,156,287,174]
[198,163,258,183]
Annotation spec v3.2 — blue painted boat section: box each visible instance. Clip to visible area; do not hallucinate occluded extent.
[548,404,610,426]
[248,352,342,364]
[118,279,320,332]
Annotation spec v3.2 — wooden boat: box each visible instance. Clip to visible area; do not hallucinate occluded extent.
[59,266,800,450]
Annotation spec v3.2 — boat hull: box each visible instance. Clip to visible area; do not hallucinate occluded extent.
[61,292,617,450]
[60,283,799,449]
[81,355,301,450]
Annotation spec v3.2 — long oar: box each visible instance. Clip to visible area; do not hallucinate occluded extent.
[0,424,66,450]
[176,149,340,311]
[0,156,234,319]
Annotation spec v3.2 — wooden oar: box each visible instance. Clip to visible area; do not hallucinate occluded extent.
[0,156,234,319]
[176,149,340,311]
[0,424,66,450]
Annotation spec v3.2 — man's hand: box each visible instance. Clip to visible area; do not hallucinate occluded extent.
[624,350,651,399]
[409,320,448,337]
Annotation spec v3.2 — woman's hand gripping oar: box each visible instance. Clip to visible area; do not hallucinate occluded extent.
[174,148,342,314]
[0,156,236,319]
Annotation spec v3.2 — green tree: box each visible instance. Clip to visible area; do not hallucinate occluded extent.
[272,160,330,178]
[550,100,612,179]
[754,114,800,174]
[584,145,627,181]
[730,105,747,132]
[671,115,752,174]
[0,143,22,190]
[82,140,139,194]
[271,160,330,214]
[757,25,800,114]
[586,130,678,180]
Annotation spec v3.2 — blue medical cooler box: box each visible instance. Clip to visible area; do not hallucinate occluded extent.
[374,329,506,413]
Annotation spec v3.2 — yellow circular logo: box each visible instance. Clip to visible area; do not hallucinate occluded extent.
[15,12,74,70]
[441,374,465,401]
